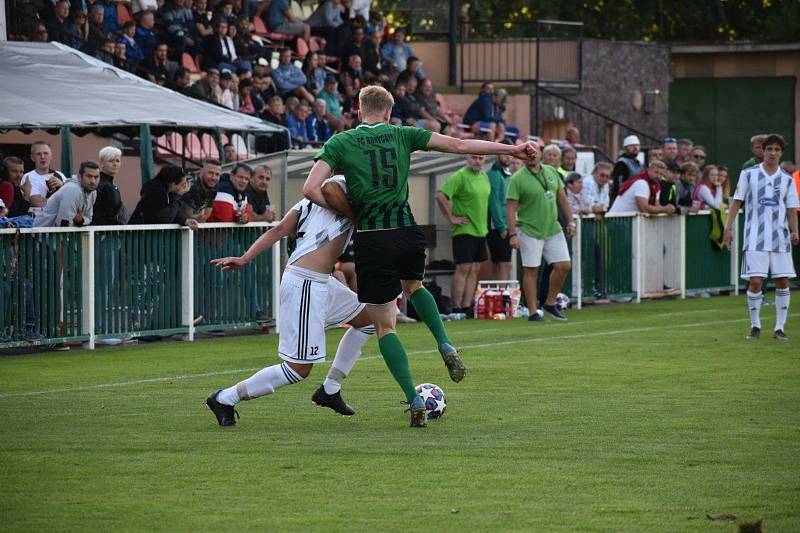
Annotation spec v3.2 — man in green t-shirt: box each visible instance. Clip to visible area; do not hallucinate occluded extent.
[507,148,574,322]
[304,85,538,427]
[435,154,491,315]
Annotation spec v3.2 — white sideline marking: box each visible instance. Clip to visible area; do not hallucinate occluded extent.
[656,309,718,317]
[1,313,796,399]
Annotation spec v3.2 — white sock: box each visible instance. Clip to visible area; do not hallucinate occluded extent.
[217,362,303,405]
[775,288,790,331]
[323,326,374,394]
[746,290,763,329]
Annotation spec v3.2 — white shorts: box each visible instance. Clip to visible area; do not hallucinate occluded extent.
[740,251,796,280]
[518,231,571,268]
[278,265,365,364]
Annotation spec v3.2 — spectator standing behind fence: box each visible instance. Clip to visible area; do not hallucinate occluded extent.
[246,165,276,222]
[506,149,574,322]
[129,165,197,228]
[1,158,24,217]
[675,162,700,214]
[674,138,693,165]
[182,159,222,222]
[724,134,799,341]
[609,160,675,215]
[565,172,590,215]
[581,162,612,214]
[693,165,724,210]
[208,163,253,223]
[486,144,514,280]
[659,160,681,210]
[436,155,491,316]
[560,147,577,176]
[609,135,643,203]
[662,136,678,165]
[91,146,129,226]
[21,141,65,217]
[742,134,767,170]
[33,161,99,227]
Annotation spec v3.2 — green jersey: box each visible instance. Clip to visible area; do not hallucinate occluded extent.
[438,166,491,238]
[315,122,432,231]
[506,163,563,239]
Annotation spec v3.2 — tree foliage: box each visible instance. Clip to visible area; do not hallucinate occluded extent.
[374,0,800,42]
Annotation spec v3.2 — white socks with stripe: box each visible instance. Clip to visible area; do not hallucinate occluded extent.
[775,288,790,332]
[217,362,303,406]
[323,326,374,395]
[746,291,763,328]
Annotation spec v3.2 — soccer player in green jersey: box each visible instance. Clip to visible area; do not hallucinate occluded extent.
[303,85,538,427]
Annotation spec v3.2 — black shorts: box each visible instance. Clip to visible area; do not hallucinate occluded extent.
[487,229,512,263]
[354,226,427,304]
[452,234,487,265]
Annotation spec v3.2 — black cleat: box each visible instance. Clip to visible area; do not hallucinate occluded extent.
[774,329,788,341]
[408,395,427,428]
[542,304,567,321]
[311,385,355,416]
[206,389,238,426]
[746,327,761,340]
[439,342,466,382]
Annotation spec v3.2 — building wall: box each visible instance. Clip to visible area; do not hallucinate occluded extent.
[671,49,800,163]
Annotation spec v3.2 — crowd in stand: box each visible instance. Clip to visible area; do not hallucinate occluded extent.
[0,141,275,229]
[12,0,518,150]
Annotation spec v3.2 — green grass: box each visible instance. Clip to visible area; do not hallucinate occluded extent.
[1,295,799,532]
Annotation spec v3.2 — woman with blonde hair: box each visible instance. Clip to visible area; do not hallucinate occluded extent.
[91,146,128,225]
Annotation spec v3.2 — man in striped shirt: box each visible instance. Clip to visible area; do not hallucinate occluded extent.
[724,134,800,340]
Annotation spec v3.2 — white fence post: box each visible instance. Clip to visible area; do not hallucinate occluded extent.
[181,228,195,341]
[679,214,687,299]
[272,237,281,331]
[573,216,582,310]
[732,214,740,295]
[81,230,95,350]
[634,215,643,303]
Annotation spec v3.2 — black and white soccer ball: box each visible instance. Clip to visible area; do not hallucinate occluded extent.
[555,293,570,310]
[415,383,447,419]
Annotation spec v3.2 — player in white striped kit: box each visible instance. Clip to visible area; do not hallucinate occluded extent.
[206,177,374,426]
[724,134,800,340]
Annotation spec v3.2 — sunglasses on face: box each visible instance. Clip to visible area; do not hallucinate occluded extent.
[693,154,706,160]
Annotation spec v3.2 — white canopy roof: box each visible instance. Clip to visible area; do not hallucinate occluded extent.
[0,42,286,135]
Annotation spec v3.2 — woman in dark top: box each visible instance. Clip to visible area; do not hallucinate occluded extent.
[92,146,128,225]
[129,166,197,228]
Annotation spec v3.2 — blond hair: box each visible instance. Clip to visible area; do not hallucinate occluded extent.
[359,86,394,116]
[648,159,667,171]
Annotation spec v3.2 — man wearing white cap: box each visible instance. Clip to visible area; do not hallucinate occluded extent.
[610,135,643,204]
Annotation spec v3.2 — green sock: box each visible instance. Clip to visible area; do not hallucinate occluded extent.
[409,287,452,347]
[377,333,418,403]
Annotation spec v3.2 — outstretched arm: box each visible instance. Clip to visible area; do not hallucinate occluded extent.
[211,209,300,270]
[426,133,538,161]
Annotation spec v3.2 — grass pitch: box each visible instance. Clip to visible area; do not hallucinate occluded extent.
[1,295,798,532]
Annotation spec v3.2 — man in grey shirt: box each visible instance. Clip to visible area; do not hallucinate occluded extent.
[33,161,100,227]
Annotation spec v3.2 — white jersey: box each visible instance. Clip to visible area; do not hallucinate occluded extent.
[734,163,800,252]
[287,176,353,265]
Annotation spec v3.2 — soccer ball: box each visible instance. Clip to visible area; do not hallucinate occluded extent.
[555,292,570,310]
[415,383,447,419]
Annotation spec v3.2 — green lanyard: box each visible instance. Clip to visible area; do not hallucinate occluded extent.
[530,167,554,200]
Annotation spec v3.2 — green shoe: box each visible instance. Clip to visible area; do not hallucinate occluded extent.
[439,342,466,383]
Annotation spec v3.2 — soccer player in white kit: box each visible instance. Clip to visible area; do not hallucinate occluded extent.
[206,177,374,426]
[724,134,800,340]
